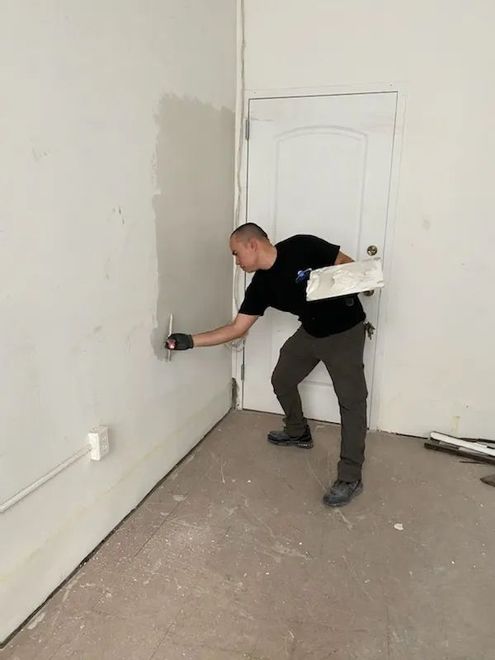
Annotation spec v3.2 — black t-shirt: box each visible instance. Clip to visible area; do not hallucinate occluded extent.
[239,234,365,337]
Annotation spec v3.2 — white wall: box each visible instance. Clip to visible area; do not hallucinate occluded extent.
[0,0,235,642]
[243,0,495,439]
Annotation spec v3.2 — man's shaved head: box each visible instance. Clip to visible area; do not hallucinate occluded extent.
[230,222,269,243]
[229,223,274,273]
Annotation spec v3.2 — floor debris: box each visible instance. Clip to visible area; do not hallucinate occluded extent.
[480,474,495,487]
[425,431,495,466]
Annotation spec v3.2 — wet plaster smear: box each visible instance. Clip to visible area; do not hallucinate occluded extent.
[151,94,235,358]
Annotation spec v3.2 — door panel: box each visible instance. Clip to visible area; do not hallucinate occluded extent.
[243,93,397,422]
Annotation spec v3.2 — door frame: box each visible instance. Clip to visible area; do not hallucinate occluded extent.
[232,83,407,431]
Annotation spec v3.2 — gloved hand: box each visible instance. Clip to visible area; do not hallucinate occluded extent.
[165,333,194,350]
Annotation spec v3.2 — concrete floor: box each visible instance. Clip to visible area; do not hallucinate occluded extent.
[2,410,495,660]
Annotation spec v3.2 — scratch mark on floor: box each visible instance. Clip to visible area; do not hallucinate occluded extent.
[305,455,325,492]
[336,509,354,531]
[342,554,373,601]
[272,541,310,560]
[209,450,226,484]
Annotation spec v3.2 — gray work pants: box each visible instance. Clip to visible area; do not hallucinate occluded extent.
[271,322,368,482]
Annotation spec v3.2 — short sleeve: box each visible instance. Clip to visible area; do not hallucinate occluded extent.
[239,274,269,316]
[303,235,340,269]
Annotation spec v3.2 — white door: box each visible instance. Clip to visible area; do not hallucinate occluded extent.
[242,92,397,423]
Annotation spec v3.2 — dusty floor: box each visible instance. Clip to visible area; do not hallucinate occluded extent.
[2,410,495,660]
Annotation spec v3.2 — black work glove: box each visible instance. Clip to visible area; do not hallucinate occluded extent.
[165,333,194,350]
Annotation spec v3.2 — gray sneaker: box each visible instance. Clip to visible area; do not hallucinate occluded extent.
[323,479,363,507]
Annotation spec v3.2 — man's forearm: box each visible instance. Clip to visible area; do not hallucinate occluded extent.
[193,323,243,347]
[335,251,354,265]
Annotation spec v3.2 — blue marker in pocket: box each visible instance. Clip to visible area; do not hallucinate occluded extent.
[295,268,312,284]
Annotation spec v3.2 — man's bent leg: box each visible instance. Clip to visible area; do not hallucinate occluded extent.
[320,323,368,482]
[271,327,319,437]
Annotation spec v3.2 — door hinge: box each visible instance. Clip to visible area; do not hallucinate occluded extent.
[244,118,250,141]
[364,321,376,340]
[240,362,245,381]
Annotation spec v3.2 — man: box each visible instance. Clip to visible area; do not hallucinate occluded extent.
[166,223,368,507]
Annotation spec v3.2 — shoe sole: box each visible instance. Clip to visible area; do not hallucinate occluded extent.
[323,483,363,508]
[267,436,313,449]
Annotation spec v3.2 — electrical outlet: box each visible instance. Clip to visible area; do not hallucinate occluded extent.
[88,426,110,461]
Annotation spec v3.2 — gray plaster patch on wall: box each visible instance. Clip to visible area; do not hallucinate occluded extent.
[151,95,235,358]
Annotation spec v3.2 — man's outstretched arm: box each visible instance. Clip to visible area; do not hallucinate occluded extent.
[166,313,258,350]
